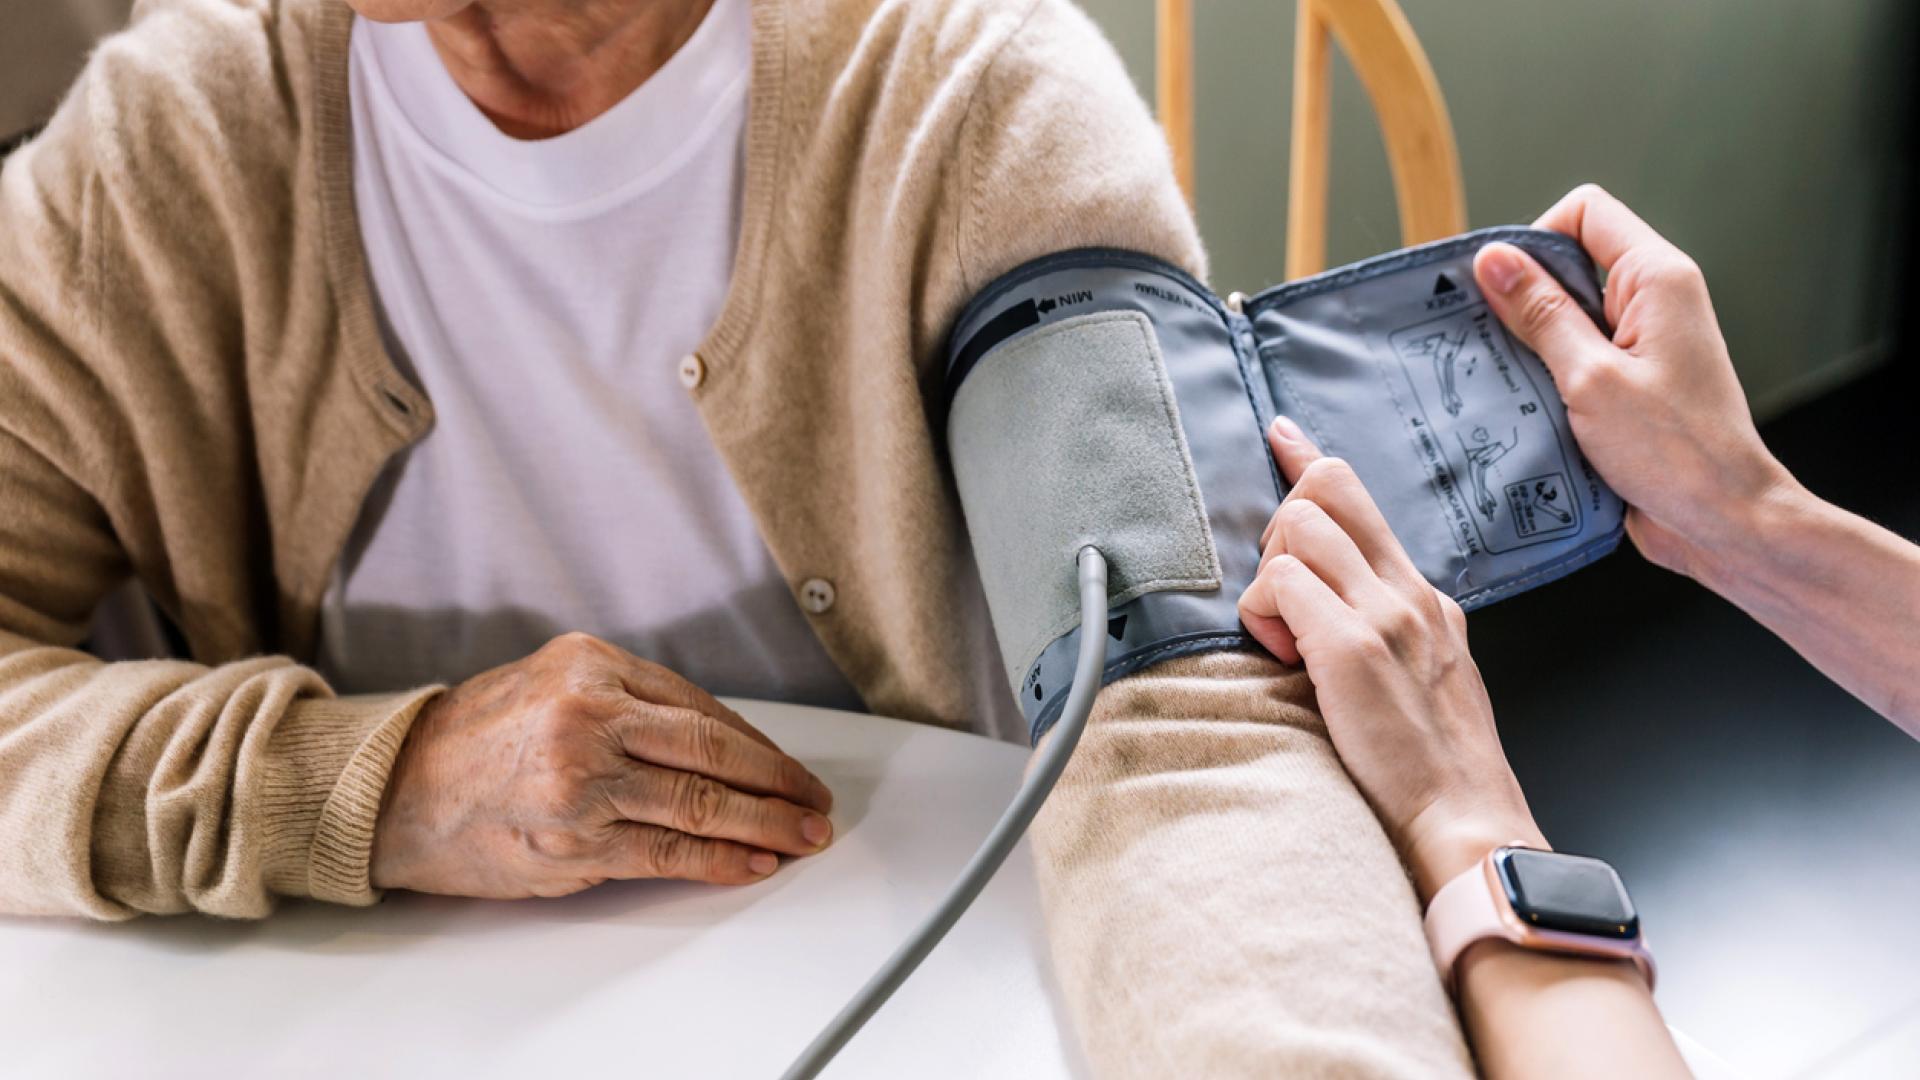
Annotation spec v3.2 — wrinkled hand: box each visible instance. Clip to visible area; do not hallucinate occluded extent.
[1472,184,1790,577]
[371,633,836,898]
[1237,418,1544,901]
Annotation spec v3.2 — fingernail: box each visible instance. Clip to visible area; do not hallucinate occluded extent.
[1479,243,1526,294]
[749,852,778,876]
[801,814,833,849]
[1270,415,1304,443]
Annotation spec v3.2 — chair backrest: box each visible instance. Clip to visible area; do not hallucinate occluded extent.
[1155,0,1467,281]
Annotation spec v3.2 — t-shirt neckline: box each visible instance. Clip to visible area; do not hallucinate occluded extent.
[354,0,749,211]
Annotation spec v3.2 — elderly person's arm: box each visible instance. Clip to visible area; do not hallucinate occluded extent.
[938,3,1470,1074]
[0,78,419,918]
[1031,655,1470,1076]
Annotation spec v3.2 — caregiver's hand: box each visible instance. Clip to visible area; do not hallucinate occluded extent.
[1237,417,1544,903]
[1478,185,1920,737]
[1241,418,1691,1080]
[370,633,836,898]
[1470,184,1789,576]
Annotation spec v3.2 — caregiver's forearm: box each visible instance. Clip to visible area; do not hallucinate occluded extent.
[1458,944,1688,1080]
[1684,479,1920,737]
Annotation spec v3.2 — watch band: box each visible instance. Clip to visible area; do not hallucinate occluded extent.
[1425,854,1509,989]
[1424,847,1656,994]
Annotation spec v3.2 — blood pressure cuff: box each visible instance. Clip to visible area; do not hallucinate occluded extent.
[944,227,1624,745]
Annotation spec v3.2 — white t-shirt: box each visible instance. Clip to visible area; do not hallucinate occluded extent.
[320,0,863,711]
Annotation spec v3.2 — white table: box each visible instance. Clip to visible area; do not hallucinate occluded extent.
[0,701,1089,1079]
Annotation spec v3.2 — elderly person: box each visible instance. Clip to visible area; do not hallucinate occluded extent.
[0,0,1473,1073]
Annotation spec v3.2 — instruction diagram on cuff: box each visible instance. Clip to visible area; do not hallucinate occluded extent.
[1390,304,1585,555]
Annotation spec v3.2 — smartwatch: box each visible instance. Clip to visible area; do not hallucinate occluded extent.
[1424,845,1655,993]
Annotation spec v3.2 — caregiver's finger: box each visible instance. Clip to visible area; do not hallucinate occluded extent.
[1279,457,1423,589]
[1270,497,1389,609]
[1262,415,1324,550]
[1530,183,1671,274]
[1240,553,1359,660]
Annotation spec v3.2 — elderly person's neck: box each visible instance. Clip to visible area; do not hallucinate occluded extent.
[391,0,719,140]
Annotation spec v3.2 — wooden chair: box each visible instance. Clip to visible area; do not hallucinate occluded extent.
[1155,0,1467,280]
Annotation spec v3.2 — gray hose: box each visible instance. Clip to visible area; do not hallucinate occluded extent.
[779,545,1111,1079]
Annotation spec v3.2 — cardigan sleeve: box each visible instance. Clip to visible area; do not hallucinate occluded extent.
[952,3,1473,1074]
[0,35,432,920]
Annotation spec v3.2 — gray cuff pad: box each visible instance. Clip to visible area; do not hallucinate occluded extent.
[949,310,1222,687]
[944,229,1623,744]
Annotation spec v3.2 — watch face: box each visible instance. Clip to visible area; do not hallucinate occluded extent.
[1494,848,1639,939]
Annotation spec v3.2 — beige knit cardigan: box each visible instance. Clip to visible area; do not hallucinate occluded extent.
[0,0,1470,1073]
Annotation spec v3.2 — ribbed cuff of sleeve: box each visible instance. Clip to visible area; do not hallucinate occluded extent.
[258,687,442,906]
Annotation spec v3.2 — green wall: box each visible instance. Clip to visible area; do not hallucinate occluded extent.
[1080,0,1915,417]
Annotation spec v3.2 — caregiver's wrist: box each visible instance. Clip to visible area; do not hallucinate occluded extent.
[1403,800,1549,907]
[1680,468,1817,596]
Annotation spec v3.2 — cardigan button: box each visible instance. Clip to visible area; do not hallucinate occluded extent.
[678,353,706,391]
[798,577,837,615]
